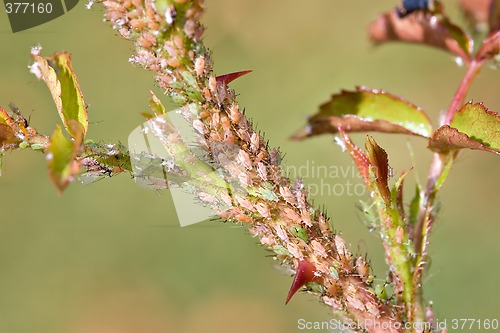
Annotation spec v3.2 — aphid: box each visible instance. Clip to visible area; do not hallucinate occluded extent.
[237,149,252,170]
[257,162,268,181]
[195,56,205,77]
[275,225,289,242]
[329,266,339,280]
[375,284,388,300]
[284,207,301,223]
[311,240,328,258]
[250,132,260,152]
[279,186,297,206]
[273,244,290,256]
[355,257,374,285]
[396,0,434,18]
[255,202,271,219]
[289,225,309,243]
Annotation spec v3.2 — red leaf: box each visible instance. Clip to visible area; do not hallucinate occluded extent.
[365,136,391,203]
[215,70,253,85]
[428,125,500,155]
[369,6,473,63]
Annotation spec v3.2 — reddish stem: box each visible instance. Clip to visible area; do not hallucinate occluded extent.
[442,60,483,126]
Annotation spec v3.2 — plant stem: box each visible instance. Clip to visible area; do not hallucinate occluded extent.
[442,60,483,126]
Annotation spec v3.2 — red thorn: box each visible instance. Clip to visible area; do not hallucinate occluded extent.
[285,259,321,305]
[215,70,253,85]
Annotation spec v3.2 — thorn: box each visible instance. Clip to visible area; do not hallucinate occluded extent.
[215,70,253,85]
[285,259,321,305]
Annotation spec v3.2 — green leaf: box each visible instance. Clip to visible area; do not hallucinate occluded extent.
[429,102,500,155]
[291,87,432,140]
[47,121,84,193]
[31,50,88,139]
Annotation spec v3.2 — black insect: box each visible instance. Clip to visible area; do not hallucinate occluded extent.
[396,0,434,18]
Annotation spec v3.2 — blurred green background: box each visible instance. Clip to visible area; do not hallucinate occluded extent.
[0,1,499,332]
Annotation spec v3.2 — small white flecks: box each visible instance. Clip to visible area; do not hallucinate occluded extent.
[119,28,130,38]
[454,56,464,67]
[105,144,118,155]
[275,225,289,242]
[304,124,313,136]
[334,136,346,152]
[294,178,305,191]
[429,15,438,27]
[30,44,42,56]
[85,0,94,9]
[45,153,54,160]
[161,159,175,171]
[28,62,41,79]
[128,55,138,64]
[115,18,126,27]
[165,8,174,25]
[388,166,393,178]
[106,149,119,155]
